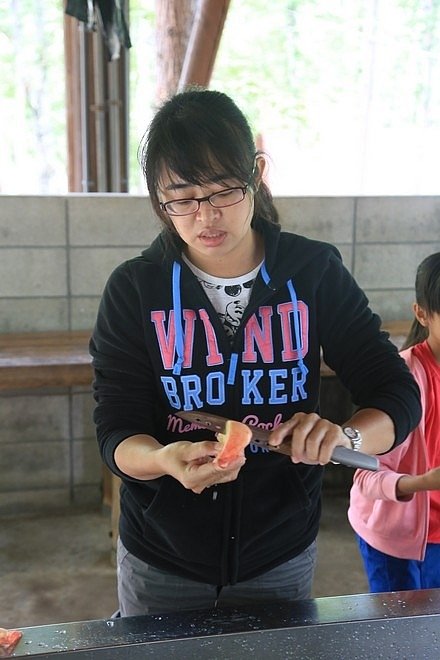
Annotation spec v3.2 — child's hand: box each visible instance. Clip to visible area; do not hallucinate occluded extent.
[422,466,440,491]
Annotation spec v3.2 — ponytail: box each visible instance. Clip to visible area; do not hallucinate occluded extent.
[401,318,428,350]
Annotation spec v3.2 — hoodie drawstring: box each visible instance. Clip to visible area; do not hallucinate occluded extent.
[172,261,184,375]
[171,260,307,383]
[287,279,309,379]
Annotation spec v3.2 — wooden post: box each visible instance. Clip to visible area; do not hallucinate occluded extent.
[178,0,231,91]
[155,0,195,105]
[63,13,84,191]
[63,5,129,192]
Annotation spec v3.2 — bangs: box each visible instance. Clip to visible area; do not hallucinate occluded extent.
[156,120,253,189]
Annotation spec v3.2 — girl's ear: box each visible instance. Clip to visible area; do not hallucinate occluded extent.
[414,302,429,327]
[253,156,266,190]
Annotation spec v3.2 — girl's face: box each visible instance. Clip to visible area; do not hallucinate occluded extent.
[158,164,265,278]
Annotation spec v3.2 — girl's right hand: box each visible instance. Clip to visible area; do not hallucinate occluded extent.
[159,440,246,494]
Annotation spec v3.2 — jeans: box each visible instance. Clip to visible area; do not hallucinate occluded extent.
[116,537,317,617]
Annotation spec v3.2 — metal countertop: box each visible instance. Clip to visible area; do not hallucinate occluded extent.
[10,588,440,659]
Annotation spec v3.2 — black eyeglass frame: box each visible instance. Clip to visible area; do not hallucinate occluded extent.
[159,185,249,217]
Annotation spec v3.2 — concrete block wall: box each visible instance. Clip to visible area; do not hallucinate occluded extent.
[0,390,100,513]
[0,194,439,513]
[1,194,439,333]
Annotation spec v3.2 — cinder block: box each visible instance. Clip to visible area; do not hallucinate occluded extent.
[72,392,96,440]
[0,394,70,444]
[72,438,102,486]
[366,290,414,323]
[0,248,67,296]
[275,197,355,243]
[69,246,140,296]
[354,243,440,289]
[0,441,70,490]
[0,488,72,515]
[67,194,160,246]
[356,197,440,242]
[70,297,100,330]
[0,196,66,246]
[0,298,68,332]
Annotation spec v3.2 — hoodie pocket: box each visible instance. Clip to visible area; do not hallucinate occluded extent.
[140,476,224,566]
[240,462,313,543]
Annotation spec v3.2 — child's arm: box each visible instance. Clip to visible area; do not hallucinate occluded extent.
[396,467,440,498]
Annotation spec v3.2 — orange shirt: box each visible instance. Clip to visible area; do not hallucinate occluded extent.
[413,340,440,542]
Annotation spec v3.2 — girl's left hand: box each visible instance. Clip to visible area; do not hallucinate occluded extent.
[268,412,351,465]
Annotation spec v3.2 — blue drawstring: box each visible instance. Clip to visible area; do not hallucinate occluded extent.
[287,279,309,379]
[171,260,307,385]
[172,261,184,375]
[227,352,238,385]
[260,261,272,286]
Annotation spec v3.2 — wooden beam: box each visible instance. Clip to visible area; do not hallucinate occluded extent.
[178,0,231,90]
[155,0,195,105]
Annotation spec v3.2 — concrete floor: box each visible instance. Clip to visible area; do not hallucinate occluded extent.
[0,490,368,630]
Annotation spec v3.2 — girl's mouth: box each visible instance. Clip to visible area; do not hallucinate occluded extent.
[198,230,226,247]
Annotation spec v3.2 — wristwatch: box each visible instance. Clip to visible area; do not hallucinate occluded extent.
[342,426,363,452]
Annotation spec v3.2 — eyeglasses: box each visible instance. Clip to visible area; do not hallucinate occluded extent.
[159,185,249,217]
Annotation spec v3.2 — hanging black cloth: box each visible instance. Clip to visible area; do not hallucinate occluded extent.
[65,0,132,60]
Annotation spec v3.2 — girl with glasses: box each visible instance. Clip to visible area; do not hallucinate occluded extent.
[90,88,421,617]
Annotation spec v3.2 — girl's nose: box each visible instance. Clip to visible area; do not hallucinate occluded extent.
[195,199,220,221]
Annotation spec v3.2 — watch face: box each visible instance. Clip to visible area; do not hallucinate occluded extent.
[343,426,362,451]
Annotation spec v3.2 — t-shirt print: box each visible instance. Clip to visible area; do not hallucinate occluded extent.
[198,277,255,338]
[182,254,262,339]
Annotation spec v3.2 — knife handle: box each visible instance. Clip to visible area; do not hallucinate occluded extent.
[331,446,379,471]
[265,440,379,471]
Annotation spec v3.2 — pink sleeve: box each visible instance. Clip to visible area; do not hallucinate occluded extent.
[353,466,412,502]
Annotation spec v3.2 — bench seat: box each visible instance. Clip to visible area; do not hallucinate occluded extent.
[0,320,411,391]
[0,330,92,391]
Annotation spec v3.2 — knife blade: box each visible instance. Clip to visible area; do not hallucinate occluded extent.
[176,411,379,471]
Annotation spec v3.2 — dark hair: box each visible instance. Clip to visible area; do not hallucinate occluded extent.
[402,251,440,349]
[138,88,279,236]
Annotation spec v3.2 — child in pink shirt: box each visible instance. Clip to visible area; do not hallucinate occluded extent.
[348,252,440,591]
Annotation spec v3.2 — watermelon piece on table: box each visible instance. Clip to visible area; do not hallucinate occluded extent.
[213,419,253,469]
[0,628,22,657]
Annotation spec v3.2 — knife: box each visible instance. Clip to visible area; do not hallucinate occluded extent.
[177,411,379,471]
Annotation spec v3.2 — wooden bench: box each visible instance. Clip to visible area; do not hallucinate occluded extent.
[0,330,93,391]
[0,329,121,547]
[0,321,410,390]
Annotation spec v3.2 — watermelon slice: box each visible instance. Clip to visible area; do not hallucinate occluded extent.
[213,419,253,469]
[0,628,22,657]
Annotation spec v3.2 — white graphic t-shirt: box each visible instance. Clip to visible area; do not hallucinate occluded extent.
[182,255,263,339]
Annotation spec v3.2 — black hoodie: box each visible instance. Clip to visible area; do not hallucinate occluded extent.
[90,221,421,585]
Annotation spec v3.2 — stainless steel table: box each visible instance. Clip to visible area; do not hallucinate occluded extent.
[11,589,440,659]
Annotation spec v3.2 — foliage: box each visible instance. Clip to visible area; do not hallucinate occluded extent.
[0,0,66,193]
[0,0,439,194]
